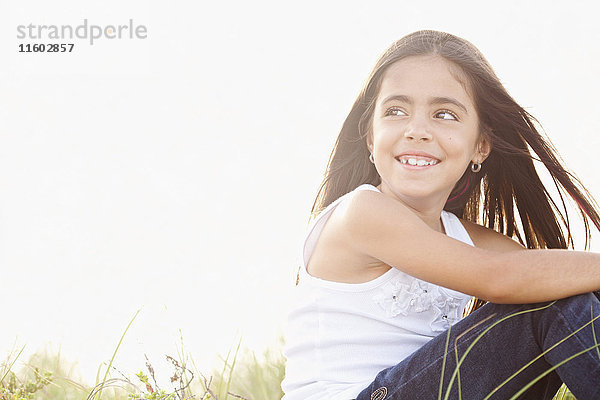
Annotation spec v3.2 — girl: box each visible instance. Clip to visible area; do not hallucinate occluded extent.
[281,30,600,400]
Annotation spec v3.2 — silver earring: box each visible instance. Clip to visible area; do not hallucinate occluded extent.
[471,161,481,173]
[369,153,375,164]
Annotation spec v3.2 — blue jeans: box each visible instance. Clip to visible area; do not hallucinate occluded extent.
[355,292,600,400]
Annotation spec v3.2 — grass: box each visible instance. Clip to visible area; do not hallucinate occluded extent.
[0,308,284,400]
[207,335,285,400]
[0,307,591,400]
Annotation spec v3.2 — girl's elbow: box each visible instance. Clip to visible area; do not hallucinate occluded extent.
[474,281,509,304]
[477,258,521,304]
[483,284,517,304]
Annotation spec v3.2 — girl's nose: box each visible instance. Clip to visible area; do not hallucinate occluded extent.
[403,116,433,142]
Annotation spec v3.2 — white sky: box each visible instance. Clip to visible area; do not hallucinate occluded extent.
[1,0,599,388]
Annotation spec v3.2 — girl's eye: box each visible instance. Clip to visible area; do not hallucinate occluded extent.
[385,107,407,117]
[435,110,458,121]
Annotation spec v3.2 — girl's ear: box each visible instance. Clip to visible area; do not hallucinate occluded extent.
[478,137,492,162]
[475,127,492,163]
[366,132,374,153]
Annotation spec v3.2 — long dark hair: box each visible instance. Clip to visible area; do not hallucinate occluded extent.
[307,30,600,310]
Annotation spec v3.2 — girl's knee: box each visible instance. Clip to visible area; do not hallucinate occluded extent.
[552,292,599,313]
[540,292,600,329]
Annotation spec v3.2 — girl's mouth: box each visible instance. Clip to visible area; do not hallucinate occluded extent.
[395,155,440,167]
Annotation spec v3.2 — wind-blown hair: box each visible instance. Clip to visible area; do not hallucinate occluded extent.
[308,30,600,309]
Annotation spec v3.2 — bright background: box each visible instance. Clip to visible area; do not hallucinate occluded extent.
[0,0,599,385]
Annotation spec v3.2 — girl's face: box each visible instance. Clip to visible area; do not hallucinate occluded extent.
[367,55,490,211]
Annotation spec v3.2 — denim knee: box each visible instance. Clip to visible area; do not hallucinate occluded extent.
[549,292,599,316]
[529,292,600,346]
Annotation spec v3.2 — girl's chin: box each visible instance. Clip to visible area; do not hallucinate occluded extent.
[387,188,448,204]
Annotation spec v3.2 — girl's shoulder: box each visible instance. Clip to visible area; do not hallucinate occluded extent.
[457,218,525,253]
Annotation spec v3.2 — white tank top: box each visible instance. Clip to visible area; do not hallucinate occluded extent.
[281,183,475,400]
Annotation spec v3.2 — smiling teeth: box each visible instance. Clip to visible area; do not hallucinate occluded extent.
[399,158,438,166]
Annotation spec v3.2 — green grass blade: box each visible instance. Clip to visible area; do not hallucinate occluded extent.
[224,336,242,399]
[438,325,451,400]
[0,344,25,385]
[219,340,235,398]
[507,343,600,400]
[592,304,600,361]
[454,337,462,400]
[94,308,140,400]
[555,384,568,399]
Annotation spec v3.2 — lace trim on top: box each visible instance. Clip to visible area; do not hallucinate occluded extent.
[372,275,467,332]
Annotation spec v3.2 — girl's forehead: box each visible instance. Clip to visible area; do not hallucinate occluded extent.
[378,55,474,105]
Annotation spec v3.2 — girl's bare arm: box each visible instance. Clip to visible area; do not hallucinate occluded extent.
[340,190,600,304]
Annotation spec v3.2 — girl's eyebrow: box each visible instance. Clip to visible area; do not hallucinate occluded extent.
[380,94,469,115]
